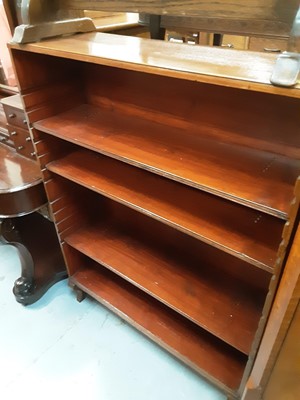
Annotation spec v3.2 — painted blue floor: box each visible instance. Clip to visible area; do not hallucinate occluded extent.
[0,244,226,400]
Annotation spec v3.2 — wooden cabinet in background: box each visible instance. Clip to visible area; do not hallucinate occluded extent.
[1,94,35,158]
[9,32,300,399]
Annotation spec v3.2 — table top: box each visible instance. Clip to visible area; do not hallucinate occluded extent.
[0,145,41,193]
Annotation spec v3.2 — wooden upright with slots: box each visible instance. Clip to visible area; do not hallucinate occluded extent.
[9,32,300,398]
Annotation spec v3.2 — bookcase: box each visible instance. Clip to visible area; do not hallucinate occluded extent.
[9,32,300,398]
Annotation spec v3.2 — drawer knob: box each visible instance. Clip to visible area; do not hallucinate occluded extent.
[26,136,31,142]
[17,145,24,150]
[10,131,17,136]
[31,152,36,157]
[23,119,27,125]
[8,113,16,118]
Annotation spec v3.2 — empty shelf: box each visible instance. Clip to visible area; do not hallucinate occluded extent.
[48,150,284,271]
[34,104,300,219]
[70,262,247,391]
[65,220,266,354]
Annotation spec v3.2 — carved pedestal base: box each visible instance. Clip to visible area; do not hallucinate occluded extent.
[0,213,67,305]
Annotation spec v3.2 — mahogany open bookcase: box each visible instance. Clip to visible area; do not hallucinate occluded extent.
[9,32,300,398]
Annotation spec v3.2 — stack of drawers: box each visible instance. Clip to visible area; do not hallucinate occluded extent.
[1,94,35,159]
[0,96,13,147]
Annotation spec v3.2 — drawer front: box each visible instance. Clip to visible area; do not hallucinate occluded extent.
[248,37,288,53]
[3,104,28,129]
[0,128,14,148]
[8,125,35,159]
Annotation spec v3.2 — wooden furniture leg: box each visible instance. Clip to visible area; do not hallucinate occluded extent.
[0,213,67,305]
[149,15,165,40]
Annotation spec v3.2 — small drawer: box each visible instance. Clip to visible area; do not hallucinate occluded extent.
[8,125,35,159]
[0,129,14,148]
[3,104,28,129]
[248,37,288,53]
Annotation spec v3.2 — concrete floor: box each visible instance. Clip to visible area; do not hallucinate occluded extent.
[0,244,226,400]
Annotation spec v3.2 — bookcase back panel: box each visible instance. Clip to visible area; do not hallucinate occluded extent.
[85,63,300,158]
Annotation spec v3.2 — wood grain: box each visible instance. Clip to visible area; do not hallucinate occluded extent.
[159,15,292,38]
[35,104,299,219]
[0,144,41,192]
[9,32,300,98]
[85,64,300,158]
[241,223,300,399]
[60,0,298,23]
[69,256,247,392]
[65,215,267,354]
[48,150,284,271]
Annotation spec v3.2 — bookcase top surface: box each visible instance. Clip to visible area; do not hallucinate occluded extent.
[10,32,300,98]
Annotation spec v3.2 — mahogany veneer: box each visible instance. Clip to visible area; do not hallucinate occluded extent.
[9,32,300,398]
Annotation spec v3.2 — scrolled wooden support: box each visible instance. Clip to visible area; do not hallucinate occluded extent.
[0,218,35,304]
[0,214,67,306]
[12,0,96,43]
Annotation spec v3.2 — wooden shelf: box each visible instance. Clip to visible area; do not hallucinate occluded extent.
[48,150,283,272]
[65,218,266,354]
[10,32,300,98]
[70,261,247,391]
[35,104,299,219]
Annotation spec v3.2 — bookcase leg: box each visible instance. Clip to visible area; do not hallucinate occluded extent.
[74,286,87,303]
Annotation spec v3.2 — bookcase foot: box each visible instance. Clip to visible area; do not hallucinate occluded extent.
[73,286,87,303]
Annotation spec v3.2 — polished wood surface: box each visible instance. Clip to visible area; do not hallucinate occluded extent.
[1,93,35,157]
[10,32,300,97]
[0,89,66,304]
[65,208,267,354]
[48,149,283,271]
[1,212,67,304]
[35,104,300,220]
[69,257,247,392]
[10,31,300,398]
[0,145,41,193]
[242,223,300,400]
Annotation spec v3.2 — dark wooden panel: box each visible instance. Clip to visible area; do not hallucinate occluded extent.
[0,144,41,191]
[60,0,298,23]
[48,150,284,271]
[0,183,47,217]
[10,49,83,93]
[35,104,300,219]
[85,64,300,158]
[69,258,247,391]
[22,80,80,110]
